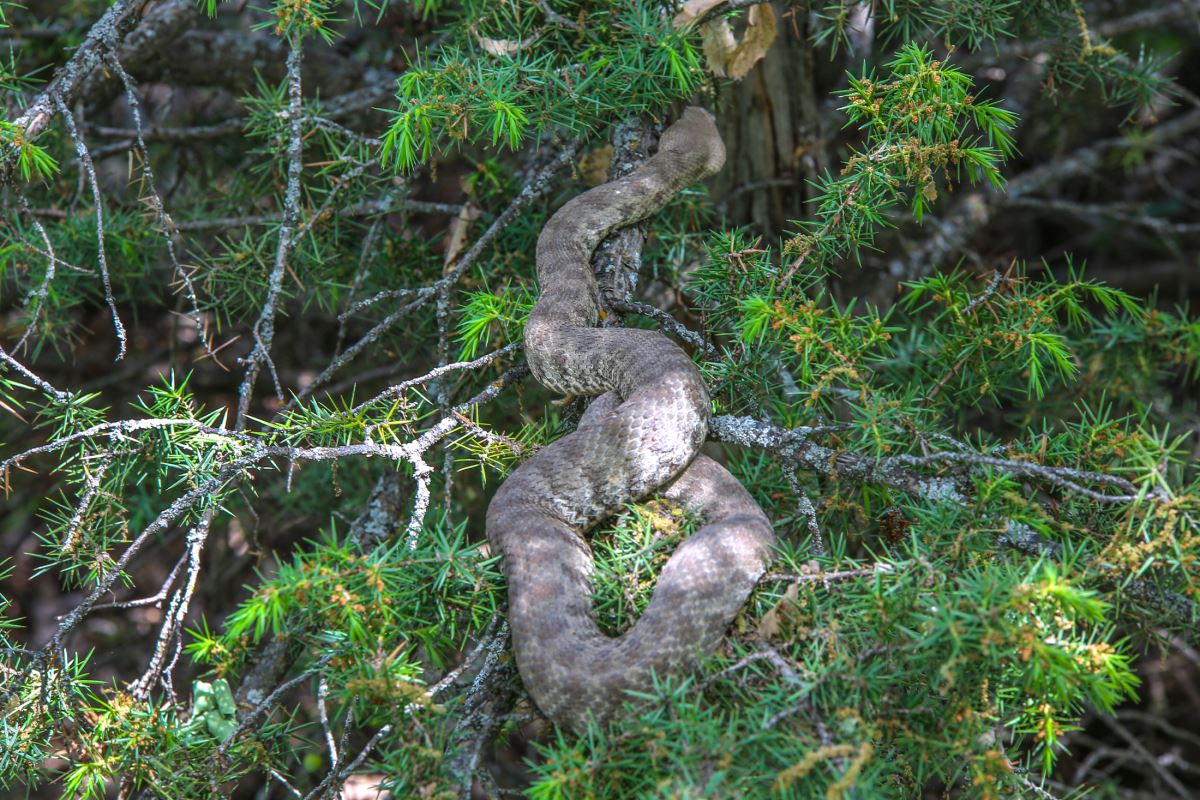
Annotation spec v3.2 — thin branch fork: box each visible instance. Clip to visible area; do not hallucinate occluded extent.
[13,196,60,352]
[301,721,392,800]
[90,549,190,612]
[351,342,522,414]
[131,512,215,700]
[103,51,215,357]
[216,653,336,757]
[6,0,153,146]
[606,297,717,357]
[283,140,578,411]
[0,361,528,709]
[445,620,514,799]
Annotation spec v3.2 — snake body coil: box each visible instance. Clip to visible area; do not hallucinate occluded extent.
[486,108,776,732]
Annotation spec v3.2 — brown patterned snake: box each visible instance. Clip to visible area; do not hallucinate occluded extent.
[486,107,777,732]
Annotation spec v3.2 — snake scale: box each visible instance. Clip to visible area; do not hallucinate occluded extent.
[486,107,777,732]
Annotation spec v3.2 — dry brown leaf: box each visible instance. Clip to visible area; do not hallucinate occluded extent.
[0,397,27,423]
[727,5,777,79]
[578,144,614,187]
[682,4,778,80]
[757,579,800,640]
[673,0,725,29]
[444,201,481,271]
[700,18,738,78]
[473,28,539,58]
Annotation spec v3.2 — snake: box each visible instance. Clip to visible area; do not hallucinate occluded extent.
[486,107,777,732]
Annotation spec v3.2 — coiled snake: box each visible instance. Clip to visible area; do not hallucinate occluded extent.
[486,107,777,732]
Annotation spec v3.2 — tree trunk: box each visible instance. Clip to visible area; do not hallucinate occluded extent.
[713,3,830,239]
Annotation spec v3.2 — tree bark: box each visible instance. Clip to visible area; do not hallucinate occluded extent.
[712,2,829,238]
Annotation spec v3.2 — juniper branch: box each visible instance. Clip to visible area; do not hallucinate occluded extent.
[7,0,150,148]
[710,413,1156,504]
[286,139,577,409]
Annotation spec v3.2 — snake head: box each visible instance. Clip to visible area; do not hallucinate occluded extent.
[659,106,726,178]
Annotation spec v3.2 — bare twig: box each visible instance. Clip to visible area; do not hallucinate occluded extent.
[317,676,338,763]
[0,344,69,402]
[339,287,432,321]
[90,549,189,612]
[236,40,304,430]
[59,450,114,553]
[13,196,59,352]
[537,0,581,30]
[53,95,127,360]
[445,621,514,799]
[301,722,392,800]
[217,654,336,756]
[335,218,385,355]
[423,617,503,702]
[753,640,803,684]
[442,140,581,290]
[352,343,522,414]
[170,198,450,234]
[785,471,827,555]
[761,563,896,585]
[131,512,214,699]
[606,297,717,357]
[103,51,214,357]
[395,365,529,548]
[287,139,577,408]
[433,281,456,503]
[961,266,1010,316]
[287,290,435,412]
[269,768,304,798]
[892,450,1147,504]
